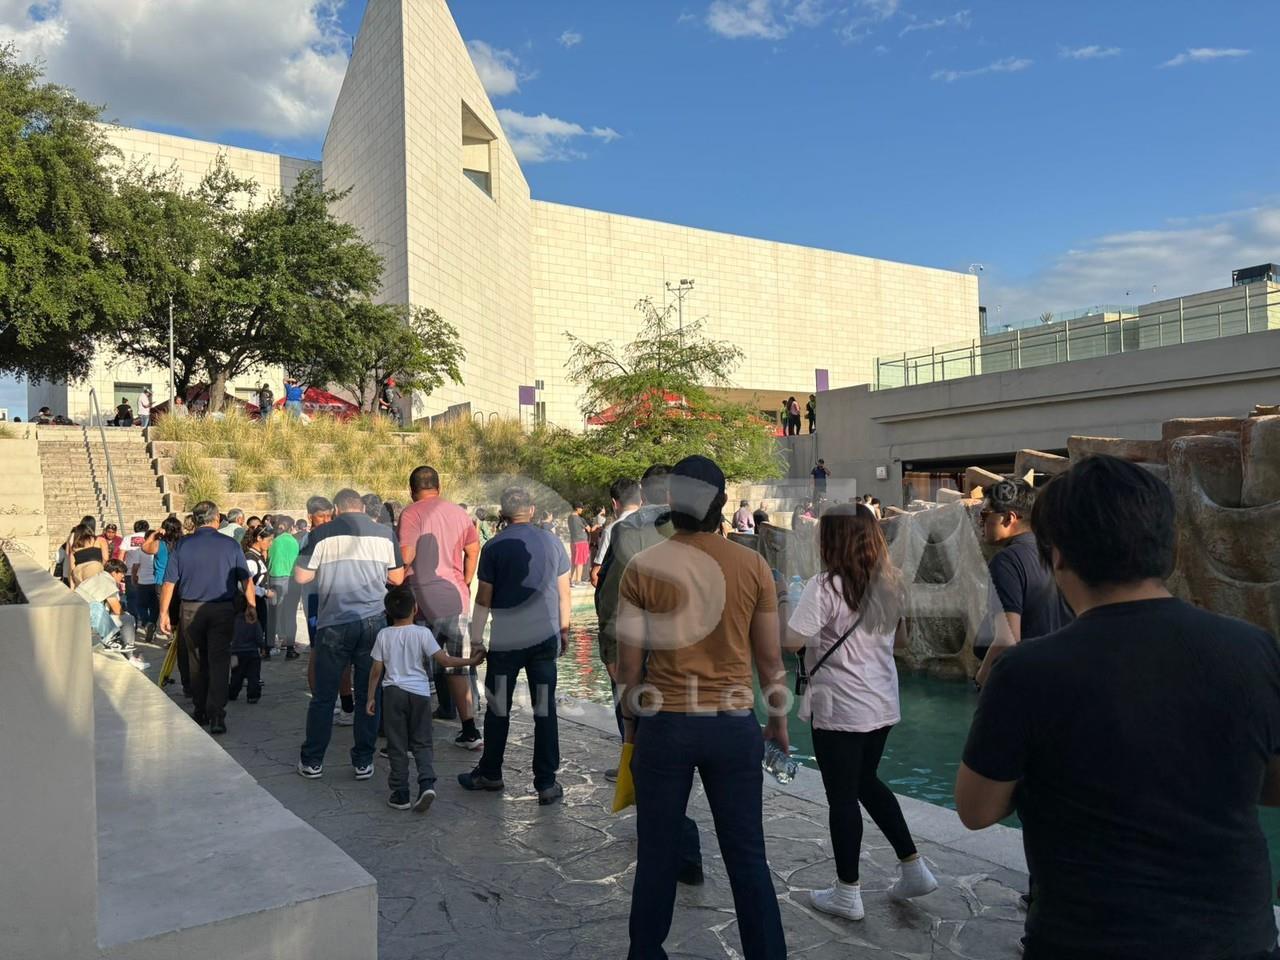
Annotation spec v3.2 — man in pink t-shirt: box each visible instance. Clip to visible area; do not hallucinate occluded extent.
[398,465,483,749]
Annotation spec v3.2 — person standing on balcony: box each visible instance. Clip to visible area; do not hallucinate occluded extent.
[158,500,256,735]
[806,394,817,434]
[786,396,801,435]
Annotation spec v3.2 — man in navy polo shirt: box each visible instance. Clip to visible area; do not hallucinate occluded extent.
[295,488,405,781]
[158,500,255,735]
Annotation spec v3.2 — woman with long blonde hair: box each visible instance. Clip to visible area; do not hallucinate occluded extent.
[785,503,937,920]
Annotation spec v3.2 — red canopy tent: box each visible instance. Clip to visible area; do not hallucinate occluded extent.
[249,387,361,421]
[586,390,688,427]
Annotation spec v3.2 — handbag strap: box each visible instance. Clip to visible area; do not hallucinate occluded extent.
[807,612,862,679]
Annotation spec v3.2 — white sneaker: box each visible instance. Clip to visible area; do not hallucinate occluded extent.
[809,884,864,920]
[296,761,323,779]
[333,707,354,726]
[888,858,939,901]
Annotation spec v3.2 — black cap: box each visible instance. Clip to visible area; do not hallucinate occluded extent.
[669,455,726,518]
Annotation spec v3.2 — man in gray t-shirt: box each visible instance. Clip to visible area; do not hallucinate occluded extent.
[295,489,405,777]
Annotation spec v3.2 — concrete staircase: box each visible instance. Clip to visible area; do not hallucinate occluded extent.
[0,426,51,562]
[38,426,168,549]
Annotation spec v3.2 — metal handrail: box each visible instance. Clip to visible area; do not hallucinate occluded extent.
[875,283,1276,391]
[86,388,126,535]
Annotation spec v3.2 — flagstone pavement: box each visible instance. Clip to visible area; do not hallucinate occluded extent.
[166,653,1029,959]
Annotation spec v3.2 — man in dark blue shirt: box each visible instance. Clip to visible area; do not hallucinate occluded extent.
[159,500,254,734]
[460,485,570,805]
[975,478,1072,687]
[957,455,1280,960]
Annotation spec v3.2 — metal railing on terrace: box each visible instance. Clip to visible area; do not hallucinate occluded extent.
[875,284,1280,391]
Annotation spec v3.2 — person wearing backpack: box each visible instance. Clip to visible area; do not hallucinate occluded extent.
[784,502,937,921]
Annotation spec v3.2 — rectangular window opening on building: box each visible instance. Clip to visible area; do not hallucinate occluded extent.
[462,102,495,198]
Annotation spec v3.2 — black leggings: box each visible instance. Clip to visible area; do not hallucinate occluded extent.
[811,725,917,883]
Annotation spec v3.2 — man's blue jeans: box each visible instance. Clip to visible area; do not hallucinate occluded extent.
[300,616,382,768]
[478,637,560,790]
[628,711,785,960]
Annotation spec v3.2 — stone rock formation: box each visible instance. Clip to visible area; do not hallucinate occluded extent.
[886,413,1280,677]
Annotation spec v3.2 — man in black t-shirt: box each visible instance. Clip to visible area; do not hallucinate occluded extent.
[957,455,1280,960]
[974,478,1071,685]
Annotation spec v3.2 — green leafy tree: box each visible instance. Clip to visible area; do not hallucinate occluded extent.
[559,293,783,486]
[0,45,135,382]
[112,162,384,410]
[294,303,466,413]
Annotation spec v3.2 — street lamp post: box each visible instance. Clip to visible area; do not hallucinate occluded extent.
[665,278,695,348]
[168,296,176,408]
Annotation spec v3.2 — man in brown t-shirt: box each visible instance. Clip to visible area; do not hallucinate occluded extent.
[617,455,789,960]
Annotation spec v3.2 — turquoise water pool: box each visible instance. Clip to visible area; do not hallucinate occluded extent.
[561,597,1280,894]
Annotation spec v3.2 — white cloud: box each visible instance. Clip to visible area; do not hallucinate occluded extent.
[1161,47,1250,68]
[0,0,348,141]
[496,109,619,164]
[558,29,582,48]
[466,39,522,97]
[1059,44,1122,60]
[932,56,1032,82]
[899,9,971,37]
[705,0,833,40]
[984,205,1280,324]
[837,0,900,43]
[707,0,788,39]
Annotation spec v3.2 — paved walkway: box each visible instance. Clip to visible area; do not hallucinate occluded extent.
[162,650,1029,959]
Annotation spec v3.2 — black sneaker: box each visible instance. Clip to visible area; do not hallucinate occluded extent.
[192,710,208,726]
[284,648,300,660]
[677,863,705,886]
[227,690,240,702]
[246,694,260,705]
[537,783,564,806]
[454,729,483,751]
[604,768,619,783]
[209,719,227,735]
[377,746,389,760]
[387,791,411,811]
[413,787,436,813]
[457,768,504,792]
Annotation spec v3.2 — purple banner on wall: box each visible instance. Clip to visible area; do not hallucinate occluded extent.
[815,369,830,392]
[518,385,536,406]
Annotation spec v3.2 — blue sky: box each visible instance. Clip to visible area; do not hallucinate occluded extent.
[2,0,1276,416]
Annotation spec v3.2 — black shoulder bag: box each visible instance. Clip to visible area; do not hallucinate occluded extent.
[794,612,862,696]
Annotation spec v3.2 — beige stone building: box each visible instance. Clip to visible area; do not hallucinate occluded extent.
[31,0,979,428]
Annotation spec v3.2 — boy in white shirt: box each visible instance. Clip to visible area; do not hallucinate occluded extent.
[368,587,484,811]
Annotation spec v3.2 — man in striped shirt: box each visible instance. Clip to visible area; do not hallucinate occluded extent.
[295,488,405,780]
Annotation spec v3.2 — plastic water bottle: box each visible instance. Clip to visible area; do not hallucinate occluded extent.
[787,575,805,608]
[763,739,800,784]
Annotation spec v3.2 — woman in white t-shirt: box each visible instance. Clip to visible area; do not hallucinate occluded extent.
[785,503,937,921]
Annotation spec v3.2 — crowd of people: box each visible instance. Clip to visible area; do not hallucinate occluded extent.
[57,447,1280,960]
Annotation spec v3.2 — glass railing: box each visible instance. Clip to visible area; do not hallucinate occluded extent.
[875,285,1280,391]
